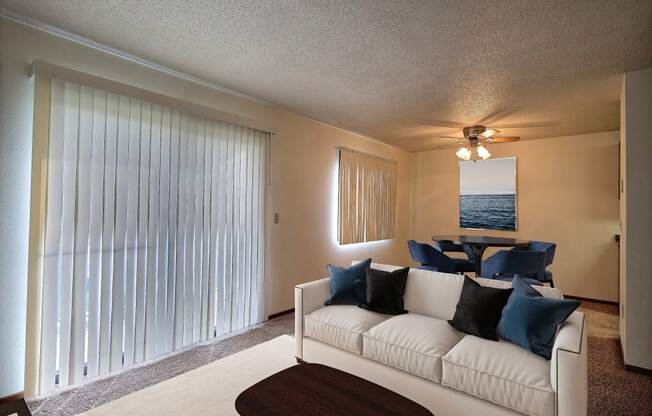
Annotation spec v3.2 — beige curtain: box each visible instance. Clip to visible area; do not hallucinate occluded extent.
[338,148,397,244]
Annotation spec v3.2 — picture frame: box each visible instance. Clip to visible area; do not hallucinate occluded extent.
[459,157,517,231]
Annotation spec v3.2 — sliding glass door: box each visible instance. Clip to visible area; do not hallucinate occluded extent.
[36,79,269,393]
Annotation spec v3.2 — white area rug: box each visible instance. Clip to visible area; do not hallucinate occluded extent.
[81,335,296,416]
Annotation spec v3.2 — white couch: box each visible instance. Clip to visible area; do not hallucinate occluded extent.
[295,263,587,416]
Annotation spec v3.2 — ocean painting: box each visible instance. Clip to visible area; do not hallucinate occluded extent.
[459,157,517,231]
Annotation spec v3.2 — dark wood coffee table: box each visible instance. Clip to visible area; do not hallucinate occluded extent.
[235,363,433,416]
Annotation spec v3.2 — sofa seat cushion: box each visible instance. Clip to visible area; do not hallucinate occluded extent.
[362,313,464,383]
[442,336,554,416]
[304,306,389,354]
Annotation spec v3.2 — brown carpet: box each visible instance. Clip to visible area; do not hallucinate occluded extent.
[580,303,652,416]
[28,315,294,416]
[29,302,651,416]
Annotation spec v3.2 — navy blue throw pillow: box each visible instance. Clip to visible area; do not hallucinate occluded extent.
[325,259,372,306]
[497,277,580,360]
[511,274,542,297]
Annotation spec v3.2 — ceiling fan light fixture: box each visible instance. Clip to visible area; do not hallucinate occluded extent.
[456,146,472,160]
[439,125,518,160]
[477,145,492,160]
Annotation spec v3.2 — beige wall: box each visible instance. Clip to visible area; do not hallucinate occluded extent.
[412,131,620,302]
[0,17,413,395]
[620,67,652,370]
[619,83,627,354]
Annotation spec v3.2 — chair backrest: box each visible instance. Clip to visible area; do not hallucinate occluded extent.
[481,250,547,280]
[527,241,556,267]
[432,240,464,253]
[432,240,477,262]
[407,240,456,274]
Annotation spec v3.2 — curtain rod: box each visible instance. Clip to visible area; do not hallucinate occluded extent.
[336,146,398,164]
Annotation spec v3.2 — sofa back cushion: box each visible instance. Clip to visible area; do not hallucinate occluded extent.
[364,262,563,320]
[368,263,464,319]
[477,276,562,299]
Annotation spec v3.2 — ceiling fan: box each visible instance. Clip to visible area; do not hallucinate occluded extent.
[436,125,520,161]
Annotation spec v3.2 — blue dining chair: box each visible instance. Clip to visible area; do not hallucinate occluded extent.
[481,250,547,286]
[512,241,557,287]
[432,240,477,274]
[407,240,457,274]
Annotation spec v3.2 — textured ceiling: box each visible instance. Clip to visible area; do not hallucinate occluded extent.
[2,0,651,151]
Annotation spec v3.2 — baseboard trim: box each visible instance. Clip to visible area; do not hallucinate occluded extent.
[268,308,294,320]
[624,363,652,375]
[564,294,618,306]
[0,391,24,404]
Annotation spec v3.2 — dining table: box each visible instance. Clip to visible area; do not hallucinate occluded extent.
[431,235,530,277]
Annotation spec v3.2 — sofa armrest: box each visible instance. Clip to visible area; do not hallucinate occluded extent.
[295,278,330,359]
[550,310,587,416]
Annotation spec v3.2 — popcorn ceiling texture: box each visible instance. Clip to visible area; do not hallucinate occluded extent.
[2,0,651,151]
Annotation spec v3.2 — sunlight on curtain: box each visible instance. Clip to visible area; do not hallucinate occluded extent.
[38,79,269,393]
[337,148,397,245]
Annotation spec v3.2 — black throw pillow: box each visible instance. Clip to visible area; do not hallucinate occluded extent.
[359,267,410,315]
[448,276,513,340]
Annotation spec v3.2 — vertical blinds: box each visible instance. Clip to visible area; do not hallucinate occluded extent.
[38,79,269,393]
[337,148,397,245]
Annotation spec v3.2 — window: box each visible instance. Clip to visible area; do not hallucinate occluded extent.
[36,79,269,393]
[337,148,397,244]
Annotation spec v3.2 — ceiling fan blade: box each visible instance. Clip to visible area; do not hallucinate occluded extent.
[480,129,500,138]
[487,136,520,143]
[399,135,462,145]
